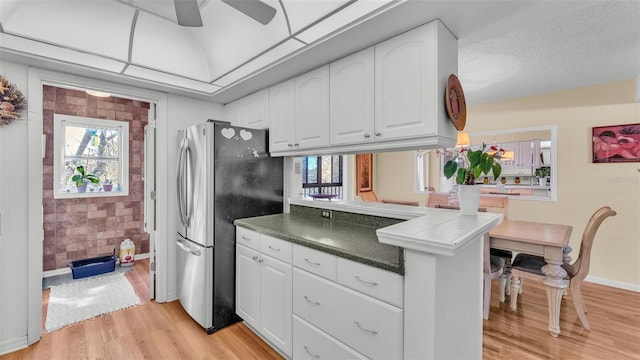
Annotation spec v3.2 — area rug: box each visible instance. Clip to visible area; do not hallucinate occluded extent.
[45,272,141,333]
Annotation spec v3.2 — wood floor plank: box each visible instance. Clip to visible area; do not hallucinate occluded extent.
[3,258,640,360]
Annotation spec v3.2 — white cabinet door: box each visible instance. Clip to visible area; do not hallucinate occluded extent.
[295,65,330,149]
[260,254,293,357]
[244,89,269,129]
[236,244,261,329]
[224,99,244,127]
[330,47,375,146]
[375,20,454,142]
[269,79,296,153]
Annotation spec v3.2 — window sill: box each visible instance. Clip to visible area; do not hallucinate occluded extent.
[53,190,129,199]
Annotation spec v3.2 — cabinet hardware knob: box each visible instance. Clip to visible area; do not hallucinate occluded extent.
[241,236,251,240]
[304,258,321,267]
[294,143,299,147]
[252,256,259,262]
[304,296,320,306]
[258,258,263,263]
[304,346,320,359]
[268,245,280,252]
[364,133,370,138]
[354,275,378,286]
[354,321,378,335]
[375,131,381,136]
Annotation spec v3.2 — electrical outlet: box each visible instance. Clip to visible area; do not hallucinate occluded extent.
[321,210,332,219]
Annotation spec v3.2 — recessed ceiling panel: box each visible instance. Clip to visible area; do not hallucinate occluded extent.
[0,33,127,73]
[194,0,290,80]
[281,0,350,34]
[125,64,221,93]
[118,0,208,23]
[1,0,133,61]
[212,38,304,87]
[132,13,211,81]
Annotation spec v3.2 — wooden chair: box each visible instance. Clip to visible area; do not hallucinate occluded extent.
[509,206,617,330]
[359,191,378,202]
[426,192,449,207]
[484,234,506,319]
[480,196,512,300]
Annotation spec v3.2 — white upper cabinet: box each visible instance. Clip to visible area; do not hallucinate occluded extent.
[329,47,375,146]
[375,20,457,143]
[269,79,296,153]
[224,89,269,129]
[295,65,330,150]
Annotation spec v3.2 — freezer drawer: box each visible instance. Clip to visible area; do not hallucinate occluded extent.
[177,236,213,329]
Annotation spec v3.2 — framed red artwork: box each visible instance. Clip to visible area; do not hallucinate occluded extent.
[356,153,373,193]
[592,123,640,163]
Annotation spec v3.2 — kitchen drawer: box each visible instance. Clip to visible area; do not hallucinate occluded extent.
[337,257,404,308]
[261,234,292,264]
[236,227,260,251]
[293,268,403,360]
[293,245,337,281]
[293,315,367,360]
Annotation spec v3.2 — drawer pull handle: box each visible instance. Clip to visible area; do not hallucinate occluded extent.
[304,258,321,267]
[304,296,320,306]
[354,275,378,286]
[268,245,280,252]
[354,321,378,335]
[241,236,251,240]
[304,345,320,359]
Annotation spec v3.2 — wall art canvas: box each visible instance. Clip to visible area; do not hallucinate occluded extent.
[356,153,373,193]
[592,123,640,163]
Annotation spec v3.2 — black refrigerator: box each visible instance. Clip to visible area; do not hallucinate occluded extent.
[176,120,283,333]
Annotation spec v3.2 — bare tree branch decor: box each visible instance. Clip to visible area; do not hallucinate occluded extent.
[0,75,27,126]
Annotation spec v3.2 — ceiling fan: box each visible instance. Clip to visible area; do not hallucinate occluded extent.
[174,0,277,27]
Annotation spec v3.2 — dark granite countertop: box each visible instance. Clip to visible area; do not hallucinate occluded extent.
[234,213,404,274]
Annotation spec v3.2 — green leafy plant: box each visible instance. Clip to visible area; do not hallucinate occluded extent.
[443,144,504,185]
[71,165,99,187]
[535,167,550,178]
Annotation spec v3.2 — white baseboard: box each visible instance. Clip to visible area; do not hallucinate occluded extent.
[585,275,640,292]
[42,252,150,278]
[0,336,27,356]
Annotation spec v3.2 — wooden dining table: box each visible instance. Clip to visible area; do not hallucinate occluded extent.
[489,219,573,337]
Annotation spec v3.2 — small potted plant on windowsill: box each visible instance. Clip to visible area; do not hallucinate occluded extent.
[443,143,504,215]
[102,179,113,192]
[535,167,550,187]
[71,165,100,193]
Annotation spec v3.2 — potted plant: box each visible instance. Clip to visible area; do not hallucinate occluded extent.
[71,165,99,193]
[102,179,113,192]
[443,144,504,215]
[535,167,550,186]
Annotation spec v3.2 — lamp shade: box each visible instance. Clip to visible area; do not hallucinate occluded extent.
[456,132,470,147]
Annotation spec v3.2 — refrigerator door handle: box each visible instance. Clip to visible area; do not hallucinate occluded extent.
[177,238,201,256]
[177,137,193,228]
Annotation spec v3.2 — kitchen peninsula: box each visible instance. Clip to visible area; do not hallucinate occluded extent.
[235,199,502,359]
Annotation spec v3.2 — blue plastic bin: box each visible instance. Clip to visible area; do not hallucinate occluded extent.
[69,255,117,279]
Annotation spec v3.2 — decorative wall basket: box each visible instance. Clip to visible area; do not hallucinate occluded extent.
[0,75,27,126]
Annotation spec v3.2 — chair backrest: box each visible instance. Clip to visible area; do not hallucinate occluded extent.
[479,195,509,219]
[426,193,449,207]
[359,191,378,202]
[572,206,617,281]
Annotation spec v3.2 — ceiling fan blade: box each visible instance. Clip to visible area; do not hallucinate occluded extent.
[174,0,203,27]
[221,0,277,25]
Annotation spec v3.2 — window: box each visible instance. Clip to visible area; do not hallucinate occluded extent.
[53,114,129,198]
[302,155,343,198]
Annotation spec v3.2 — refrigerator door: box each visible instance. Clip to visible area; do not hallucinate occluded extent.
[176,123,213,247]
[176,235,213,330]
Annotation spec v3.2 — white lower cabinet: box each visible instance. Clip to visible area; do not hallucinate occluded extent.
[236,229,292,358]
[293,315,367,360]
[293,268,403,360]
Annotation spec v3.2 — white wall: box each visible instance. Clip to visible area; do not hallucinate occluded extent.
[0,61,30,354]
[0,58,223,355]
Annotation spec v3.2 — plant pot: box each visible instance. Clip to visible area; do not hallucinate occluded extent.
[458,184,482,215]
[103,184,113,192]
[76,181,88,193]
[538,177,547,187]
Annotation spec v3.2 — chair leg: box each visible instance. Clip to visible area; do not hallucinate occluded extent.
[498,273,508,302]
[570,280,591,331]
[483,277,491,320]
[510,275,521,310]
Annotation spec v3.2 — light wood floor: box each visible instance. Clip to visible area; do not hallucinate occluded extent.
[3,259,639,359]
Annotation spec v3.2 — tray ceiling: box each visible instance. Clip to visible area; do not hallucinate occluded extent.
[1,0,638,105]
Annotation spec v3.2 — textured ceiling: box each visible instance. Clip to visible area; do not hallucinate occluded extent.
[0,0,638,106]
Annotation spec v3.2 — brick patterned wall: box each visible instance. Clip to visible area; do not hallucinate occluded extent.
[42,85,150,271]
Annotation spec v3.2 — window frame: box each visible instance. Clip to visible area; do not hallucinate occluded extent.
[301,155,343,197]
[53,114,130,199]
